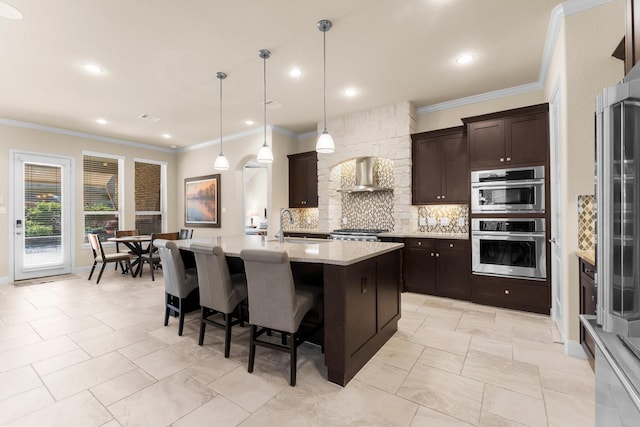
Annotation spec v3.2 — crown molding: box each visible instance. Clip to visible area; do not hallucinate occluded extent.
[416,82,543,114]
[416,0,615,118]
[0,117,176,153]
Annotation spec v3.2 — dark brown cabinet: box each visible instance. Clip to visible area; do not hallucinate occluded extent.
[464,104,549,170]
[411,126,468,204]
[403,238,470,300]
[579,257,596,368]
[288,151,318,208]
[626,0,640,73]
[470,274,550,314]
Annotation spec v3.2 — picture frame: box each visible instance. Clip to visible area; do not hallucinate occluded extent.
[185,174,221,228]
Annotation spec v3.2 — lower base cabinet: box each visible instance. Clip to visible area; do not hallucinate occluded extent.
[470,274,549,314]
[403,238,470,300]
[579,257,596,369]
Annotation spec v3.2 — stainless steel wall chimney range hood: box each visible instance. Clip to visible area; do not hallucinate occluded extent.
[339,157,392,193]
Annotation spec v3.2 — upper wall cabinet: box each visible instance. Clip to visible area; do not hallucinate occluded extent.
[288,151,318,208]
[463,104,549,170]
[626,0,640,73]
[411,126,468,204]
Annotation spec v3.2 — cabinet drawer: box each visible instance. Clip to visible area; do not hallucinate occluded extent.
[580,260,596,280]
[406,238,435,250]
[436,239,469,252]
[471,275,549,313]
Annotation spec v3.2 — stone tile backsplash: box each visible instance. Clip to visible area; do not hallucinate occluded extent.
[339,158,395,230]
[416,205,469,234]
[578,195,595,251]
[283,208,319,230]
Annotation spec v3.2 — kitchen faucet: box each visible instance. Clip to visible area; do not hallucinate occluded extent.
[279,208,294,244]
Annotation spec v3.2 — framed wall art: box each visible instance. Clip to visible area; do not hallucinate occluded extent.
[185,174,221,227]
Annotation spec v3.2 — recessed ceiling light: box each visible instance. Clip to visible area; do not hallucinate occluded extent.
[96,118,107,125]
[0,2,23,20]
[456,53,474,65]
[289,67,302,78]
[170,144,177,149]
[162,133,171,139]
[245,120,254,126]
[344,87,358,97]
[82,63,104,74]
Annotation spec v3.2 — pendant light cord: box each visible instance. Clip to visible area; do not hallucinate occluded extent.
[219,75,223,155]
[263,54,267,146]
[323,29,327,133]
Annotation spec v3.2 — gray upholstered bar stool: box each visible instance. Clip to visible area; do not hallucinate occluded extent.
[191,243,248,358]
[240,248,323,386]
[155,239,199,336]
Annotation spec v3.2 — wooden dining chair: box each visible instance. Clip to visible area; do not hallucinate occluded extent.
[138,232,179,281]
[178,229,193,239]
[114,229,140,272]
[88,233,134,284]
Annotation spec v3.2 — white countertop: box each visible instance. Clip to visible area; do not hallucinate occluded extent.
[283,229,468,240]
[176,235,404,266]
[378,231,469,240]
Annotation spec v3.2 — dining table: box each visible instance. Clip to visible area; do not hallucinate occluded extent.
[107,235,151,277]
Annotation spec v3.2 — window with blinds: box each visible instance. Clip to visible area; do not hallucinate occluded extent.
[83,154,121,242]
[134,161,164,234]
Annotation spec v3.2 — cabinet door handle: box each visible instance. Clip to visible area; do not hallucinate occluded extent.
[441,195,445,199]
[506,157,511,161]
[435,253,440,257]
[417,241,422,246]
[430,252,434,257]
[504,289,510,295]
[500,157,505,162]
[436,196,441,199]
[449,243,454,248]
[591,295,595,302]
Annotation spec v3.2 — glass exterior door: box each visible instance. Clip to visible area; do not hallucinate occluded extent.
[13,152,72,281]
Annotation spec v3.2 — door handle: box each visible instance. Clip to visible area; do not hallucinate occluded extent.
[549,238,557,244]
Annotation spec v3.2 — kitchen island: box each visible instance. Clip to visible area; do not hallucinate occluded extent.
[176,235,404,386]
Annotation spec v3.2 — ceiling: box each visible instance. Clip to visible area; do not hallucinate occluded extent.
[0,0,567,150]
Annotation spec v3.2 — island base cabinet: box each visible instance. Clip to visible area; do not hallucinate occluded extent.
[323,250,401,386]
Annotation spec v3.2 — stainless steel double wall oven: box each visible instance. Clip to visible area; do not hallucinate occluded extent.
[471,166,547,281]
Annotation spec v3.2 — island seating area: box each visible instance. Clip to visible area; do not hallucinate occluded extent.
[175,235,404,386]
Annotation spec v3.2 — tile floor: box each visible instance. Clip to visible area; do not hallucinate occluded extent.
[0,269,595,426]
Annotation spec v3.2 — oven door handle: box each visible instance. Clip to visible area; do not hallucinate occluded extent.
[472,232,545,239]
[471,179,544,189]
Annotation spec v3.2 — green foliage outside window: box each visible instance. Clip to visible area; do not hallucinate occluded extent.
[25,201,61,237]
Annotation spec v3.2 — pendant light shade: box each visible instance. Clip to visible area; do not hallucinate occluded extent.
[214,71,229,171]
[257,49,274,164]
[316,19,335,154]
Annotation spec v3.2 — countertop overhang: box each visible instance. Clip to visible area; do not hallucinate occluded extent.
[176,235,404,266]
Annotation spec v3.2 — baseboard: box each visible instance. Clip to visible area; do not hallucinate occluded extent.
[0,276,10,285]
[565,339,588,359]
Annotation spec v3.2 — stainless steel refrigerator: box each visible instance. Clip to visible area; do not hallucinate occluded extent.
[593,66,640,425]
[596,68,640,342]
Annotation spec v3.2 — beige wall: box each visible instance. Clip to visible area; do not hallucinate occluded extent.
[175,127,296,237]
[0,123,177,281]
[544,0,624,344]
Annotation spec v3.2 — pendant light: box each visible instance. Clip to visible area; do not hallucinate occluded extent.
[316,19,335,154]
[257,49,274,163]
[213,71,230,171]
